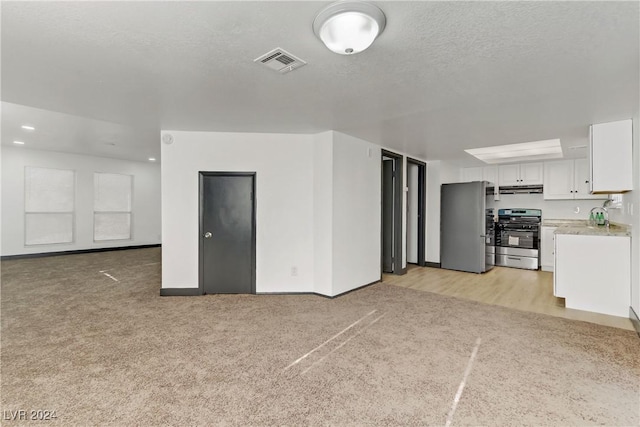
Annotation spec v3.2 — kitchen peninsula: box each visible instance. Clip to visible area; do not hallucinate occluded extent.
[551,220,631,317]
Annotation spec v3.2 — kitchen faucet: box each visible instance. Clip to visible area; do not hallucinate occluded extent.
[589,206,609,227]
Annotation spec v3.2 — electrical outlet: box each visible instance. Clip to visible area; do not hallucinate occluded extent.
[291,266,298,277]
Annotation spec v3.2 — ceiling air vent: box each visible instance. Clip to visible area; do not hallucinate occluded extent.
[254,48,307,74]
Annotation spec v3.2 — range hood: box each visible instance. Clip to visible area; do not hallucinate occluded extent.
[498,185,543,195]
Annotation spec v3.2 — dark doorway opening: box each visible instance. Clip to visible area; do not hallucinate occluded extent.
[407,158,427,267]
[381,150,404,276]
[199,172,256,294]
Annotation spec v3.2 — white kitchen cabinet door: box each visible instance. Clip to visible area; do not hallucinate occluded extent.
[573,158,607,200]
[540,226,557,272]
[543,160,573,199]
[590,119,633,193]
[483,166,498,184]
[462,167,483,182]
[498,164,520,186]
[543,159,607,200]
[555,234,630,317]
[499,163,543,186]
[520,162,544,185]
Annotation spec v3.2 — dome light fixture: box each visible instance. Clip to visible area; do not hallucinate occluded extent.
[313,1,386,55]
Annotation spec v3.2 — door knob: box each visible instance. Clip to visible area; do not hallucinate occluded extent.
[204,232,212,239]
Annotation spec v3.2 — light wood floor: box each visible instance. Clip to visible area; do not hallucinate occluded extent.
[387,264,635,331]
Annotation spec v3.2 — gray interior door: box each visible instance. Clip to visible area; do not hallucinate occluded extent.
[382,159,394,273]
[200,173,255,294]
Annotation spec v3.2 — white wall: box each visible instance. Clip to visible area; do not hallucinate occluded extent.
[1,146,161,256]
[407,163,419,264]
[161,131,315,292]
[440,161,462,184]
[313,131,333,296]
[426,161,441,264]
[331,132,381,296]
[609,113,640,315]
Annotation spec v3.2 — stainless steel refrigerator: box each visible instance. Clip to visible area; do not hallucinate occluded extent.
[440,181,495,273]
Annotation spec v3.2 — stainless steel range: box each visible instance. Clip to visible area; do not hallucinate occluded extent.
[495,208,541,270]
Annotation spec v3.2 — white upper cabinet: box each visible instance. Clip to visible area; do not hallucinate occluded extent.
[498,162,543,186]
[543,160,573,199]
[483,166,498,185]
[590,119,633,193]
[520,162,544,185]
[544,159,606,200]
[573,158,603,198]
[498,164,520,186]
[460,166,498,183]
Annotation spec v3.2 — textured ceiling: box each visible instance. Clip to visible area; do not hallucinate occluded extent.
[1,1,638,164]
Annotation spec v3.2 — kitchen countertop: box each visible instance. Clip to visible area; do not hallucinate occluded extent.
[542,219,631,236]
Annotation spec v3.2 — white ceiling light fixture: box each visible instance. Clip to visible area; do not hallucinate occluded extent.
[313,1,386,55]
[13,140,25,145]
[148,157,156,162]
[21,125,35,131]
[465,139,563,164]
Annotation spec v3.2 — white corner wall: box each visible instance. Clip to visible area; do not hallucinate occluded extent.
[313,131,334,296]
[161,131,315,292]
[426,160,442,264]
[1,146,161,256]
[161,129,425,297]
[609,112,640,314]
[631,113,640,314]
[331,132,381,296]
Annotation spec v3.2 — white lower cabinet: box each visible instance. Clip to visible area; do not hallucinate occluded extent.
[540,226,557,272]
[554,233,630,317]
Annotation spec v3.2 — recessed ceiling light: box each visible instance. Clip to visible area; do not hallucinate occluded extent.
[148,157,156,162]
[21,125,35,131]
[465,139,563,164]
[13,140,25,145]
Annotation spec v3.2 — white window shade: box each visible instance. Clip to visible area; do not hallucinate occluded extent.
[25,213,74,245]
[94,173,132,212]
[93,173,133,241]
[94,213,131,241]
[25,167,75,212]
[24,167,75,246]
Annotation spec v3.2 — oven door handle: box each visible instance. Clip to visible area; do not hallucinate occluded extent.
[507,257,522,261]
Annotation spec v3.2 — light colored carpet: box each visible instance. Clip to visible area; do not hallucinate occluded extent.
[2,248,638,426]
